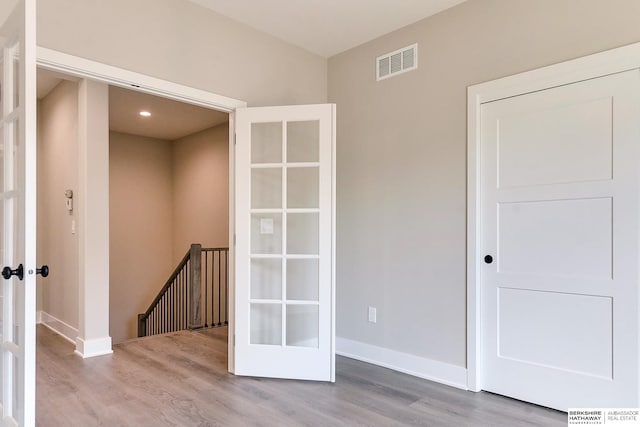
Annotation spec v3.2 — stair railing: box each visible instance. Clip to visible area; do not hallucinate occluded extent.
[202,247,229,328]
[137,244,228,337]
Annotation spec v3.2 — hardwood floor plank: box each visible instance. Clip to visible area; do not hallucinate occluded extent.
[36,326,565,426]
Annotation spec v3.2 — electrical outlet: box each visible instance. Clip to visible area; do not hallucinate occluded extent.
[368,306,377,323]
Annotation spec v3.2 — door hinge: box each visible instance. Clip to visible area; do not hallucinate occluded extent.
[234,234,236,245]
[234,133,237,145]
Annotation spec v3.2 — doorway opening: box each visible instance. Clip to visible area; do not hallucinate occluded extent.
[34,57,240,356]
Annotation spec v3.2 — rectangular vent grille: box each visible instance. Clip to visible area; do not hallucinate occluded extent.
[377,43,418,81]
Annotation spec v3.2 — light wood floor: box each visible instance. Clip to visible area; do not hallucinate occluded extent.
[36,325,565,426]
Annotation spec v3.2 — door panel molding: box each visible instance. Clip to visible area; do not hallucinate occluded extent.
[467,41,640,394]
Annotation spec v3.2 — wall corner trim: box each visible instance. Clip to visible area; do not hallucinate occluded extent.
[336,336,468,390]
[37,311,78,345]
[74,336,113,359]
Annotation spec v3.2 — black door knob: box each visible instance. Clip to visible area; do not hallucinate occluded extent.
[36,265,49,277]
[2,264,24,280]
[484,255,493,264]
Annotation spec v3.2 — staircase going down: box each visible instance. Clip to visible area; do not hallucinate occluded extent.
[137,244,228,337]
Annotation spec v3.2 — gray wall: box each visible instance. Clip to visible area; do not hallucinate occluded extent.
[329,0,640,368]
[37,0,327,106]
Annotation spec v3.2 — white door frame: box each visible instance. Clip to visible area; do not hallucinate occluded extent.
[35,47,246,371]
[467,41,640,392]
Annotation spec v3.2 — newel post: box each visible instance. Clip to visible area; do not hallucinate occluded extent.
[137,313,146,337]
[188,244,203,329]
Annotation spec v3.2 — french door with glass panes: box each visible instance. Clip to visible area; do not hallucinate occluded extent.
[0,0,38,425]
[234,104,335,381]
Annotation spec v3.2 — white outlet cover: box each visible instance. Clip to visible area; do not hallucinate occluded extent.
[368,306,377,323]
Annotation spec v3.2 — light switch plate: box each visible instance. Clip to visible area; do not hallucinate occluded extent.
[260,218,274,234]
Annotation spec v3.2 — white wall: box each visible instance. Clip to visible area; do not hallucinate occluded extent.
[37,0,327,107]
[77,79,112,357]
[329,0,640,380]
[37,80,79,334]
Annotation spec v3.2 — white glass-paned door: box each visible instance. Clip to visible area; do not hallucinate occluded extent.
[0,0,36,425]
[235,104,335,381]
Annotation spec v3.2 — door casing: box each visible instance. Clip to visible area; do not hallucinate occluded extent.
[467,41,640,392]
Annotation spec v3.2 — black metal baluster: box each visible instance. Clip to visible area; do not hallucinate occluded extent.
[217,250,222,326]
[204,251,208,327]
[180,271,187,329]
[224,249,228,325]
[214,250,218,326]
[176,278,179,331]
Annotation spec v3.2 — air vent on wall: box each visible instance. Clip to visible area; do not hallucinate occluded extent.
[377,43,418,81]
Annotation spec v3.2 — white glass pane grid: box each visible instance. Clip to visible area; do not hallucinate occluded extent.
[0,41,22,414]
[250,120,320,348]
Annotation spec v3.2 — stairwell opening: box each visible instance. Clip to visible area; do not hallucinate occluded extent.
[108,87,230,344]
[36,67,231,346]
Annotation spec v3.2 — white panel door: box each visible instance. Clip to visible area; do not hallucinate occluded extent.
[0,0,37,426]
[235,104,335,381]
[481,70,640,410]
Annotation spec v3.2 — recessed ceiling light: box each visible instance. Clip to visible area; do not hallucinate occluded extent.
[139,111,151,117]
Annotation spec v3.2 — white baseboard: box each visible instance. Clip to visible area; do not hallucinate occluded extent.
[75,336,113,358]
[37,311,78,345]
[336,337,468,390]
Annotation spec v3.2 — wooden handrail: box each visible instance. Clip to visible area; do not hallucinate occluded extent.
[142,248,192,318]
